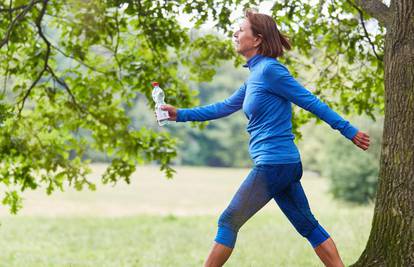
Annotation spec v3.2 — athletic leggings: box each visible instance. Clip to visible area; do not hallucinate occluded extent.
[215,162,330,249]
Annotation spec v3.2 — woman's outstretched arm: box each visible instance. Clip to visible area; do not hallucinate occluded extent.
[263,62,370,150]
[163,83,246,122]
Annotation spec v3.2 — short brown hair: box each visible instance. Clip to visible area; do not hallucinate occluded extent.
[245,10,291,58]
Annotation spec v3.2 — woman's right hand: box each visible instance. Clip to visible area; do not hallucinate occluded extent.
[158,104,177,121]
[352,131,370,150]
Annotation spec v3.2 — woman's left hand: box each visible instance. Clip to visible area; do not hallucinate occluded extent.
[352,131,370,150]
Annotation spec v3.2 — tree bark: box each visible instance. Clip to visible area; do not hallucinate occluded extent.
[351,1,414,266]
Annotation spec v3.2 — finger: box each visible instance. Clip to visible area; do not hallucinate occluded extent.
[358,136,370,145]
[360,140,369,149]
[161,105,171,111]
[361,144,369,150]
[360,141,369,148]
[356,140,367,149]
[360,141,369,149]
[360,137,369,144]
[352,138,359,145]
[362,136,370,143]
[362,138,370,144]
[354,136,363,143]
[362,133,370,140]
[356,141,365,149]
[361,139,370,146]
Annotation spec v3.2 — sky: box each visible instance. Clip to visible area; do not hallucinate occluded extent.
[176,1,274,32]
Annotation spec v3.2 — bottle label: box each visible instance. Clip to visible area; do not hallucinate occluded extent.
[156,108,170,120]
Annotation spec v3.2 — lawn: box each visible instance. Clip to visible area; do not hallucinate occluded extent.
[0,164,373,267]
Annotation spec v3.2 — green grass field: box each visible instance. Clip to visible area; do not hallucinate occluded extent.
[0,164,373,267]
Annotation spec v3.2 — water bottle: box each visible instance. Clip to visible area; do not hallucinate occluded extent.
[151,82,170,126]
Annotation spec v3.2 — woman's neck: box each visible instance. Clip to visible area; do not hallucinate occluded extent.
[243,48,259,61]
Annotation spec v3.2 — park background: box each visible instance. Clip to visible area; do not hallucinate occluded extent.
[0,0,392,266]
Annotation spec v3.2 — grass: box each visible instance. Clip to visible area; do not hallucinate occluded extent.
[0,164,373,267]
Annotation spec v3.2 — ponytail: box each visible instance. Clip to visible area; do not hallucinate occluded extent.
[278,30,292,51]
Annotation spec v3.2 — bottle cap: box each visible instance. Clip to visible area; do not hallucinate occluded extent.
[151,82,159,87]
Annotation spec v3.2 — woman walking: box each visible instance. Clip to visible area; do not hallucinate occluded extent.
[160,10,370,267]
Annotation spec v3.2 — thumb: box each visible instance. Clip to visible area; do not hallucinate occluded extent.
[161,104,173,111]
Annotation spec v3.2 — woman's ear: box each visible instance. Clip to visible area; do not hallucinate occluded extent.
[254,34,263,48]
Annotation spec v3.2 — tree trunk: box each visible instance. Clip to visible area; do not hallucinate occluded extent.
[351,1,414,266]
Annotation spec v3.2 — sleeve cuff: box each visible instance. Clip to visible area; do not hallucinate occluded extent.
[176,108,187,122]
[343,126,359,140]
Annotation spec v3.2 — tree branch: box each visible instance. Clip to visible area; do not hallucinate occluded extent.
[18,0,87,117]
[47,66,86,114]
[50,43,110,75]
[114,7,123,81]
[16,0,50,117]
[0,0,39,49]
[347,0,384,61]
[134,0,164,63]
[42,13,112,75]
[0,1,41,12]
[353,0,392,27]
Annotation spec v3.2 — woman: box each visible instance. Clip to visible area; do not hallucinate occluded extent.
[160,10,370,267]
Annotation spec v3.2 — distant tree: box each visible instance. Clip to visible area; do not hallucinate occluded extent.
[171,61,251,168]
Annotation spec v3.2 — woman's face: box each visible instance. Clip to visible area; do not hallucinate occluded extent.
[233,19,261,57]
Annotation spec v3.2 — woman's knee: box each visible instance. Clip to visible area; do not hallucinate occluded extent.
[218,207,244,231]
[215,209,244,249]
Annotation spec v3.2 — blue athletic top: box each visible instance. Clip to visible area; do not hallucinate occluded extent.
[176,54,358,165]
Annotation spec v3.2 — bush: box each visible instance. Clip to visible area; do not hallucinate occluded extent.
[299,115,383,204]
[322,136,379,204]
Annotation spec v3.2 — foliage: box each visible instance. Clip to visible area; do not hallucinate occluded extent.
[0,0,258,213]
[0,0,386,213]
[272,0,385,130]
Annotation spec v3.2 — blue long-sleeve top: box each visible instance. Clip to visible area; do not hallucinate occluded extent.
[176,54,358,165]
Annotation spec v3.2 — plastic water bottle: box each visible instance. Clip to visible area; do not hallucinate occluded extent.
[151,82,170,126]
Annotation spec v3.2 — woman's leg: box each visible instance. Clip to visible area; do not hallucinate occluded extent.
[204,166,278,267]
[273,176,344,267]
[204,242,233,267]
[314,237,345,267]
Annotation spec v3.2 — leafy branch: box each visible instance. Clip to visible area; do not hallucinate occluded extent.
[15,0,50,117]
[0,1,41,12]
[0,0,40,49]
[347,0,384,61]
[353,0,392,27]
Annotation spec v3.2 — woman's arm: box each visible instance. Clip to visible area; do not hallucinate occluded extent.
[263,62,370,149]
[172,83,246,122]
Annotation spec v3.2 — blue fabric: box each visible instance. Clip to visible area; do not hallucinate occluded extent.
[308,224,331,248]
[177,54,358,165]
[214,162,330,249]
